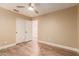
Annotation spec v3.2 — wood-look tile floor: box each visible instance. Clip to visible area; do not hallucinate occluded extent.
[0,41,79,56]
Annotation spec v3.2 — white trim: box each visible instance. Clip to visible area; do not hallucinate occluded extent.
[39,40,79,54]
[16,40,32,44]
[0,40,32,50]
[0,43,16,50]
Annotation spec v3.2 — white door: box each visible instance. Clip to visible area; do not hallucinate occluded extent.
[16,18,25,43]
[25,20,32,41]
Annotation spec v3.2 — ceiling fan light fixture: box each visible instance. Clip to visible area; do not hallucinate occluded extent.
[28,6,34,11]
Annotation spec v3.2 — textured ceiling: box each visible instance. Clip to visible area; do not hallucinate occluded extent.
[0,3,78,17]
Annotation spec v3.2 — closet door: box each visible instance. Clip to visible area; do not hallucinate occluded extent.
[25,20,32,41]
[16,18,25,43]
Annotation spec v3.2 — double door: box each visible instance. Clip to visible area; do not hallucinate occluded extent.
[16,18,32,43]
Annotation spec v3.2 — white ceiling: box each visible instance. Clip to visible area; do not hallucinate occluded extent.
[0,3,78,17]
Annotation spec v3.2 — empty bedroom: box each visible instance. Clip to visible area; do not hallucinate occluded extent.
[0,3,79,56]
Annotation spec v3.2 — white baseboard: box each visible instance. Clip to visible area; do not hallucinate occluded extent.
[0,40,32,50]
[39,40,79,54]
[16,40,32,44]
[0,43,16,50]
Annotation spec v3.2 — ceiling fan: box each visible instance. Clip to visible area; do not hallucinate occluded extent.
[14,3,39,14]
[28,3,39,14]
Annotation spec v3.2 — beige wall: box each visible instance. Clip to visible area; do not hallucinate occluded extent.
[0,7,16,47]
[77,5,79,49]
[36,6,78,48]
[0,7,31,47]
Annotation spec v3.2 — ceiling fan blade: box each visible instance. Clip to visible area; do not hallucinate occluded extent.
[28,3,39,14]
[34,9,39,14]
